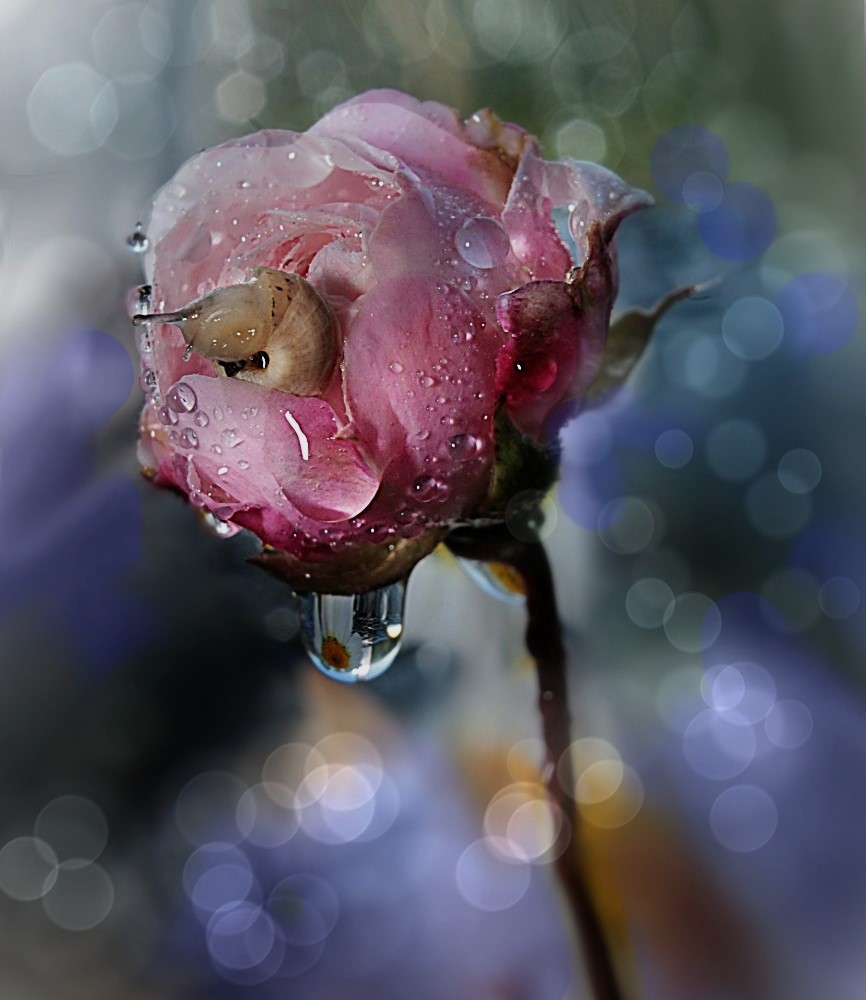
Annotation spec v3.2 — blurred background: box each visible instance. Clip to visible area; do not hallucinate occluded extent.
[0,0,864,997]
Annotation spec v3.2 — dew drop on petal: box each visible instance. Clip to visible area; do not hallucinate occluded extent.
[166,382,197,413]
[455,217,511,269]
[296,582,406,683]
[221,428,245,448]
[410,475,442,502]
[180,428,199,449]
[157,405,178,426]
[132,283,152,318]
[447,432,480,460]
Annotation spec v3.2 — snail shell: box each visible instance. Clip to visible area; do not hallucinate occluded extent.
[133,267,338,396]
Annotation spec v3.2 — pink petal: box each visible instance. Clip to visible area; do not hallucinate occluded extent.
[159,374,381,524]
[502,146,653,280]
[330,89,463,135]
[344,275,499,517]
[147,133,396,311]
[368,173,517,307]
[310,98,514,207]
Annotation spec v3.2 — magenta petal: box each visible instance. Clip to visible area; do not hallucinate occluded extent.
[503,147,653,279]
[495,229,613,440]
[344,275,499,509]
[310,99,512,206]
[328,89,462,135]
[160,375,380,524]
[147,133,395,309]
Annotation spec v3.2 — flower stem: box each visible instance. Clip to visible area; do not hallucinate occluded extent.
[446,524,625,1000]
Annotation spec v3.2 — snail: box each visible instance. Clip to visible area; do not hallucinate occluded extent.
[133,266,338,396]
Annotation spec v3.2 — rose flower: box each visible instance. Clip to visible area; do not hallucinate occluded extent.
[134,90,652,678]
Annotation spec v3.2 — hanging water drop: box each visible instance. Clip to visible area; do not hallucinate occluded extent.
[458,558,526,605]
[200,511,241,538]
[131,284,152,318]
[295,581,407,683]
[126,223,149,254]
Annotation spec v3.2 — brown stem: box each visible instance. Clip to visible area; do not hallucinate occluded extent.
[447,524,625,1000]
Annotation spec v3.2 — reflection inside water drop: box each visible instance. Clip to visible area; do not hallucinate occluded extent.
[296,581,406,683]
[459,558,526,604]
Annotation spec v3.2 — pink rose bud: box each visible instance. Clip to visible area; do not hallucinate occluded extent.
[132,90,653,680]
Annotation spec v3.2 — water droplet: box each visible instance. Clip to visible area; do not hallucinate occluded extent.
[211,444,223,455]
[447,433,479,459]
[157,405,178,426]
[194,411,209,427]
[505,490,557,542]
[389,361,404,374]
[296,581,407,683]
[126,223,149,254]
[569,199,590,238]
[214,406,225,421]
[166,382,197,413]
[217,465,229,476]
[201,512,241,538]
[455,216,511,269]
[179,428,199,449]
[132,283,152,319]
[419,374,435,388]
[459,559,526,605]
[410,475,443,502]
[221,428,244,448]
[238,459,250,470]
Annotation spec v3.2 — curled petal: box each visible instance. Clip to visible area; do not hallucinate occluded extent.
[495,227,613,440]
[502,146,653,277]
[311,93,516,207]
[147,375,380,524]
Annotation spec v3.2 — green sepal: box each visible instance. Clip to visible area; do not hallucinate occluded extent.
[484,409,560,516]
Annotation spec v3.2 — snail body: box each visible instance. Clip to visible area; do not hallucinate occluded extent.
[134,267,338,396]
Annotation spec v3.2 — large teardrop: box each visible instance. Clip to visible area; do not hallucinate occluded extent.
[296,581,407,683]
